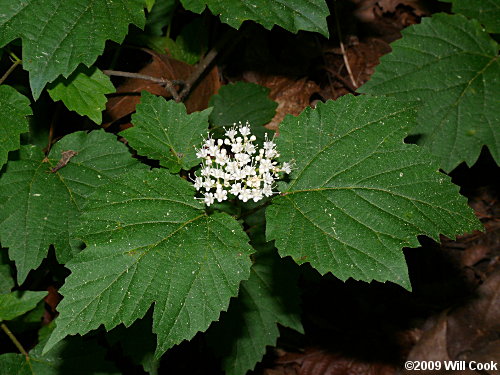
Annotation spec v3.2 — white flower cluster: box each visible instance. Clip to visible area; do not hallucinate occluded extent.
[193,122,291,206]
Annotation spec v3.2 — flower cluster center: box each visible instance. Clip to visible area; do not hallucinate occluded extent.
[194,122,291,206]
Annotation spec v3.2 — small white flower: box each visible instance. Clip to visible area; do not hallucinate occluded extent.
[259,159,273,172]
[215,188,227,202]
[262,184,273,197]
[230,183,242,195]
[194,176,203,190]
[204,192,215,206]
[251,188,263,202]
[282,162,292,174]
[239,125,251,136]
[225,128,237,139]
[239,188,252,202]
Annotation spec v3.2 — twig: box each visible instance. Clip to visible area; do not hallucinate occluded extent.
[178,47,219,100]
[323,66,357,94]
[178,29,241,101]
[103,70,182,102]
[46,102,62,154]
[333,0,357,89]
[0,59,21,85]
[1,322,29,359]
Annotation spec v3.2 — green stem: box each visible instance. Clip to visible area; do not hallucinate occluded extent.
[1,322,29,358]
[0,59,22,85]
[7,50,22,63]
[148,358,160,375]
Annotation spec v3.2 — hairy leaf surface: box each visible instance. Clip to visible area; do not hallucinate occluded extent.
[180,0,329,37]
[122,92,211,173]
[266,96,482,289]
[43,169,253,358]
[0,291,47,321]
[359,14,500,172]
[47,66,115,124]
[0,86,32,169]
[207,252,303,375]
[0,130,141,283]
[0,0,145,98]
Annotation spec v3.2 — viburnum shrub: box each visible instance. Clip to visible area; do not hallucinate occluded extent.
[0,1,497,374]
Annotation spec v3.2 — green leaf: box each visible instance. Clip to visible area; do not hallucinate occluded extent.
[266,96,482,290]
[0,324,120,374]
[207,251,303,375]
[47,66,115,124]
[359,14,500,172]
[0,130,142,283]
[0,354,30,375]
[0,85,32,169]
[0,291,47,321]
[145,0,176,36]
[145,0,156,12]
[0,264,14,294]
[180,0,329,37]
[209,82,277,128]
[164,19,208,65]
[0,0,145,99]
[442,0,500,33]
[122,92,212,173]
[43,168,253,358]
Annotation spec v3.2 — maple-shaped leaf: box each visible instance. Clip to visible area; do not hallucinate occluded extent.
[180,0,329,37]
[43,168,253,357]
[121,92,211,173]
[0,291,47,321]
[0,130,142,283]
[266,96,482,290]
[47,65,115,124]
[359,14,500,172]
[0,325,119,375]
[207,251,303,375]
[442,0,500,33]
[0,0,145,99]
[0,85,32,169]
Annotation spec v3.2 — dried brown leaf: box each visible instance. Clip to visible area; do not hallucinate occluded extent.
[104,50,220,128]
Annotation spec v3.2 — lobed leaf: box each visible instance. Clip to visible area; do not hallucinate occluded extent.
[47,66,115,124]
[266,96,482,290]
[207,251,303,375]
[0,0,145,99]
[43,169,253,358]
[180,0,329,37]
[0,130,142,283]
[359,14,500,172]
[0,85,32,169]
[122,92,212,173]
[0,291,47,321]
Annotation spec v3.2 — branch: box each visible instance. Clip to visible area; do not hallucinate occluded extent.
[0,59,22,85]
[103,70,183,102]
[333,0,357,89]
[178,28,242,101]
[1,322,29,359]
